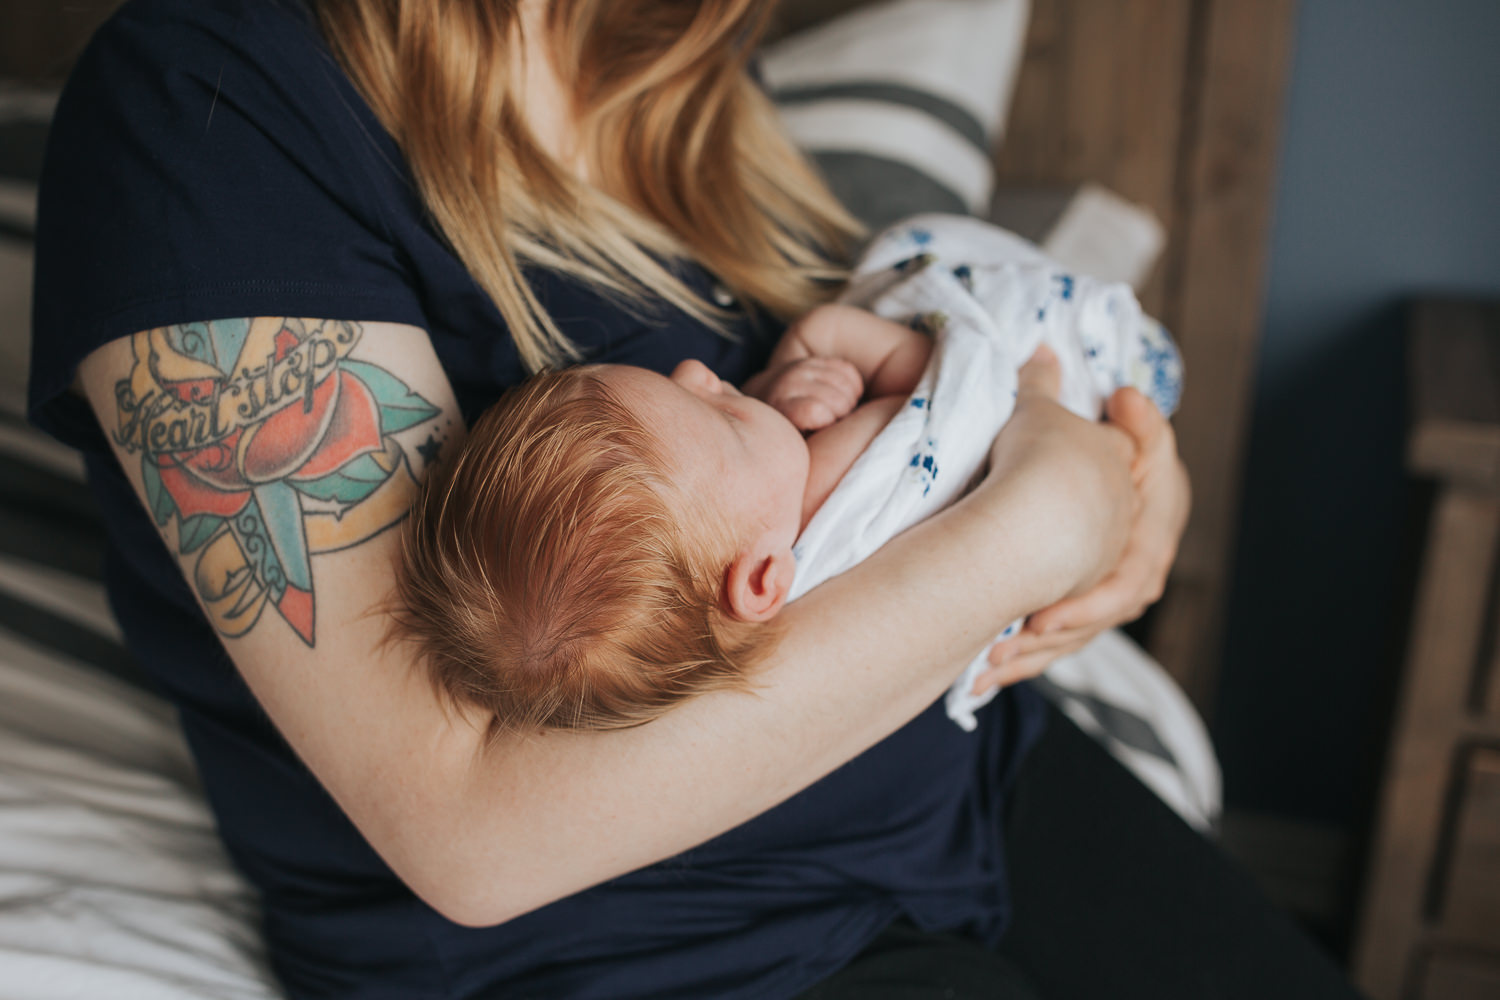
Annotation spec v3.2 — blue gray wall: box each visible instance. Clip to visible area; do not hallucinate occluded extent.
[1215,0,1500,827]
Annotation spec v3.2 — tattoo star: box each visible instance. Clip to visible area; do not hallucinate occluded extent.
[416,434,442,467]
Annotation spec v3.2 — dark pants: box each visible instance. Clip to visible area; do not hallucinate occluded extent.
[799,705,1366,1000]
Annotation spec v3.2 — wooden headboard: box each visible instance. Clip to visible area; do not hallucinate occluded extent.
[774,0,1297,711]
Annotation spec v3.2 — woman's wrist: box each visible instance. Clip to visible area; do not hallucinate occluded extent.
[967,456,1120,612]
[981,349,1137,607]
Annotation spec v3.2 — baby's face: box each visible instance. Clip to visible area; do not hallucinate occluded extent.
[602,361,810,558]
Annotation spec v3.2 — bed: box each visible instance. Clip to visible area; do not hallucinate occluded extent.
[0,0,1297,993]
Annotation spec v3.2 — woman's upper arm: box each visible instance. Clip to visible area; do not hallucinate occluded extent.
[74,317,499,916]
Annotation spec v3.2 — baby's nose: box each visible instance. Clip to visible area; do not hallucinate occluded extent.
[669,358,720,393]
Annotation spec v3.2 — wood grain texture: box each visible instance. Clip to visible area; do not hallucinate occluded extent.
[1408,301,1500,487]
[1488,578,1500,720]
[1440,750,1500,951]
[1419,953,1500,1000]
[1422,953,1500,1000]
[1353,487,1500,999]
[1144,0,1296,703]
[994,0,1194,315]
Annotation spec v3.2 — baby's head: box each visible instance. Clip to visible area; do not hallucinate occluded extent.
[395,360,810,737]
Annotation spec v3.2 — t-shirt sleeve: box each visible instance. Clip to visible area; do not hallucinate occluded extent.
[28,0,428,451]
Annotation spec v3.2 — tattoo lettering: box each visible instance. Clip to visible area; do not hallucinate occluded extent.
[113,319,440,645]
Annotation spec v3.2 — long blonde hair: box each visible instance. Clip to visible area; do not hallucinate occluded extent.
[311,0,863,371]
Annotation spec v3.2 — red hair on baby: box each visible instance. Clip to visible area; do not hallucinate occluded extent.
[392,366,775,738]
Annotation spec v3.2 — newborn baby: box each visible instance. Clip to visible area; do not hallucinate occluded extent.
[394,302,934,735]
[396,216,1181,735]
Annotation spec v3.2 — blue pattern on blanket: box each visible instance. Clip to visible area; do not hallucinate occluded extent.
[787,213,1185,736]
[1136,318,1184,415]
[907,439,941,498]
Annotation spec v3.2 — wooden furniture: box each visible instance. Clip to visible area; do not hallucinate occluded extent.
[1354,300,1500,1000]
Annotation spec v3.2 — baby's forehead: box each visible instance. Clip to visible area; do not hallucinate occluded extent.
[592,363,665,405]
[593,364,692,428]
[599,364,737,454]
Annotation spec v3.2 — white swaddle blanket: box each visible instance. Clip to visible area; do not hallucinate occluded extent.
[785,214,1184,731]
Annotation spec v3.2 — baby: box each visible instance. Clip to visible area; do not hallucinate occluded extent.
[395,303,934,735]
[396,216,1182,737]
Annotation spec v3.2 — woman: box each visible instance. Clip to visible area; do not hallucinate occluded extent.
[29,0,1352,997]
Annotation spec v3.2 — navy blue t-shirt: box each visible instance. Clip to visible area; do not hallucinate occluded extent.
[29,1,1044,996]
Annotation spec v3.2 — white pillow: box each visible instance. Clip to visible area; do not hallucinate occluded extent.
[763,0,1031,227]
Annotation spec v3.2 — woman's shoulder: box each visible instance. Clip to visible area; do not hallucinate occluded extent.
[63,0,329,120]
[31,0,422,450]
[89,0,319,45]
[75,0,317,72]
[49,0,349,187]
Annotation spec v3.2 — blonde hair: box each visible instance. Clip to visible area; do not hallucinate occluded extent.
[393,367,776,735]
[311,0,863,371]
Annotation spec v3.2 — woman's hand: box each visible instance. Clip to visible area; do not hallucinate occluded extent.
[975,359,1191,693]
[983,346,1138,605]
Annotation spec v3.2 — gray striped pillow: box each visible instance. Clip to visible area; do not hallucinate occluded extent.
[763,0,1030,232]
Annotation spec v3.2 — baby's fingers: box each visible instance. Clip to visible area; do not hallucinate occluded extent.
[792,358,863,413]
[781,396,841,431]
[773,360,862,426]
[811,357,865,403]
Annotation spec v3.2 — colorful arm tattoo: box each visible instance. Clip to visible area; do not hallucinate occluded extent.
[110,318,443,646]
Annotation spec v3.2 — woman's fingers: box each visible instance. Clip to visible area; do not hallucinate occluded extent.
[973,627,1095,694]
[1022,580,1130,638]
[1024,537,1168,635]
[1106,387,1165,460]
[974,384,1189,692]
[986,620,1093,668]
[988,347,1139,604]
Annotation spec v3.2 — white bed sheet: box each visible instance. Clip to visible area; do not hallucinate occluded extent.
[0,630,279,1000]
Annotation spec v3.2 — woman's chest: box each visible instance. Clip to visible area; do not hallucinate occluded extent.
[413,246,783,424]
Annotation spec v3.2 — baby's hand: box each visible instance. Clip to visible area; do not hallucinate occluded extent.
[751,357,864,431]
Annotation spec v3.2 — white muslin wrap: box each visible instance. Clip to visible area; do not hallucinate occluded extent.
[785,214,1183,731]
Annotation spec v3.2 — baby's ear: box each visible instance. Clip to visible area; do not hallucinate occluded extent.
[723,547,796,623]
